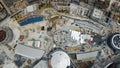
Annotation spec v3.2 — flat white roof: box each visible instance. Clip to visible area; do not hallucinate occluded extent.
[51,51,70,68]
[70,30,81,42]
[76,50,105,60]
[26,4,37,12]
[76,51,98,60]
[15,44,44,59]
[70,30,93,44]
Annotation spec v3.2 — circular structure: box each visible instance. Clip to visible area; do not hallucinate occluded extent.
[111,34,120,49]
[105,62,120,68]
[49,51,70,68]
[0,26,14,44]
[107,33,120,50]
[117,21,120,25]
[0,30,6,42]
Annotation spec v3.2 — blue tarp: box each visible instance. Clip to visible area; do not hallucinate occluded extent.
[19,16,43,26]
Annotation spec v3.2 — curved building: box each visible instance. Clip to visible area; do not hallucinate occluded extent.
[0,26,14,44]
[107,33,120,50]
[48,50,71,68]
[105,62,120,68]
[104,56,120,68]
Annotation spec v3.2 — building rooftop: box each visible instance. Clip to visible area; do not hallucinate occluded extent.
[15,44,45,59]
[74,20,102,31]
[91,8,103,19]
[70,30,93,44]
[76,50,105,61]
[49,51,70,68]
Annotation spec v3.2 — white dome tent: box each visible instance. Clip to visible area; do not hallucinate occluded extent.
[49,50,70,68]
